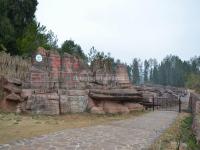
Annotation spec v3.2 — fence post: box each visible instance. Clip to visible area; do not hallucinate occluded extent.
[179,96,181,113]
[153,96,155,111]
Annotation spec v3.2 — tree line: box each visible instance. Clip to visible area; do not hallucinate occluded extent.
[129,55,200,92]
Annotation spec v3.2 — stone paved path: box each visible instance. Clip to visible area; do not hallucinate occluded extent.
[0,111,177,150]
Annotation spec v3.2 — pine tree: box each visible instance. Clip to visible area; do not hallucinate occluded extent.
[144,60,149,83]
[131,58,140,85]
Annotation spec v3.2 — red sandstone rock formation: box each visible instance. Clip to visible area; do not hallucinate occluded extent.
[124,103,144,111]
[0,77,23,112]
[90,106,105,115]
[0,48,146,115]
[116,64,132,88]
[103,101,130,114]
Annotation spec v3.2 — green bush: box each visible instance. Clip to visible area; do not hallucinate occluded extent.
[180,116,200,150]
[186,73,200,93]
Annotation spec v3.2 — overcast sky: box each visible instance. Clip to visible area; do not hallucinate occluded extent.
[36,0,200,63]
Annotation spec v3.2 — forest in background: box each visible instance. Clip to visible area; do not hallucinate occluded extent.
[129,56,200,92]
[0,0,200,92]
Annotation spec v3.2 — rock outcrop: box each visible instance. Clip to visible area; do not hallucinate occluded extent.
[88,89,144,114]
[60,90,88,114]
[26,93,60,115]
[90,106,105,115]
[103,101,130,114]
[0,77,23,112]
[0,48,146,115]
[115,64,132,88]
[124,103,144,111]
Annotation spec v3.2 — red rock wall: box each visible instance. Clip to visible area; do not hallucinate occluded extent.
[29,48,129,90]
[30,48,84,90]
[0,77,23,112]
[115,64,131,88]
[30,72,49,89]
[49,51,61,89]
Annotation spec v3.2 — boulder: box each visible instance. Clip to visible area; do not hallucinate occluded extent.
[90,106,105,115]
[6,93,21,102]
[124,103,144,111]
[103,101,129,114]
[87,97,96,109]
[97,100,105,107]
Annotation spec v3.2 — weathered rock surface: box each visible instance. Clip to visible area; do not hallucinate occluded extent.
[6,93,21,101]
[67,95,88,113]
[103,101,129,114]
[91,106,105,114]
[67,90,87,96]
[60,95,71,113]
[0,77,23,112]
[124,103,144,111]
[60,90,88,114]
[115,64,132,88]
[21,89,32,99]
[26,94,59,115]
[47,93,59,100]
[5,78,22,86]
[3,85,21,94]
[87,97,96,110]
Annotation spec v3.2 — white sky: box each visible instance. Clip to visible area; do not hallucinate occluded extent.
[36,0,200,63]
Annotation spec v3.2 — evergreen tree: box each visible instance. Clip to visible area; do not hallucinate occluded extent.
[152,66,158,83]
[144,60,149,83]
[149,68,153,82]
[0,0,38,54]
[16,21,58,56]
[88,47,115,73]
[131,58,140,85]
[61,40,87,61]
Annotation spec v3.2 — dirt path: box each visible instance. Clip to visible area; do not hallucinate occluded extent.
[0,111,177,150]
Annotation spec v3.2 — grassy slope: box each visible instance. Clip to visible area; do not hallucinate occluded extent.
[151,113,200,150]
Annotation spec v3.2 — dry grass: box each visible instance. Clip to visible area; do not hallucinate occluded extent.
[0,51,31,80]
[151,113,189,150]
[0,111,145,144]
